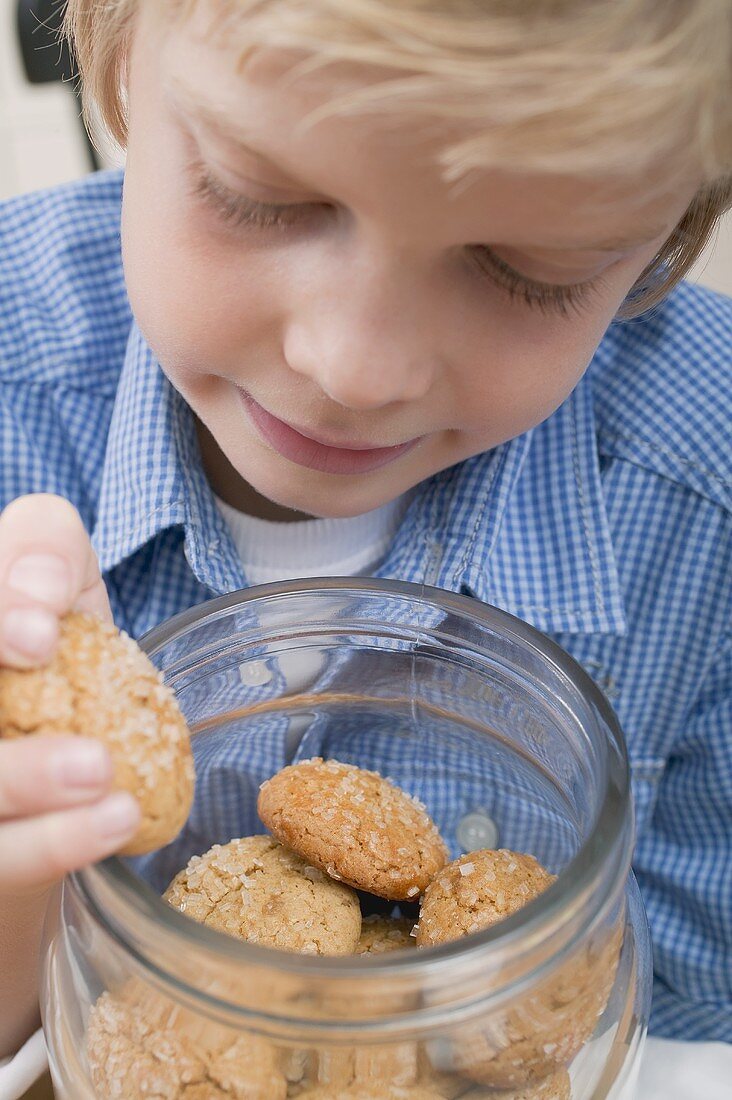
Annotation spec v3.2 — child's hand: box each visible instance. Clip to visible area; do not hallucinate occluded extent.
[0,495,141,894]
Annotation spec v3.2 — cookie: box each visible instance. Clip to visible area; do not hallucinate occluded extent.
[309,1042,420,1092]
[178,1090,228,1099]
[298,1086,446,1099]
[356,915,416,955]
[258,759,448,900]
[0,611,194,855]
[164,835,362,954]
[352,1044,420,1088]
[415,850,554,947]
[443,924,621,1088]
[418,1071,469,1099]
[281,1047,311,1093]
[86,981,287,1099]
[298,916,418,1093]
[180,1090,232,1099]
[416,851,619,1087]
[207,1036,287,1098]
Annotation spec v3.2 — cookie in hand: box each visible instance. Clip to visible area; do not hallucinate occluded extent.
[258,758,448,900]
[0,611,195,855]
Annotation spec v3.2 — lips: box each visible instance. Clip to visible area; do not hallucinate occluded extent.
[239,390,420,475]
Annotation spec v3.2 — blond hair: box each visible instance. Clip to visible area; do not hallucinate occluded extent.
[65,0,732,314]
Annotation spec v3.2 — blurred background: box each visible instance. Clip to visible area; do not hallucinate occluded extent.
[2,0,731,295]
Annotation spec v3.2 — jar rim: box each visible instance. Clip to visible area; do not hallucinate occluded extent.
[79,578,632,1010]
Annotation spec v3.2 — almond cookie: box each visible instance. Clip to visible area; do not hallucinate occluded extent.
[86,981,287,1099]
[164,835,362,954]
[0,611,194,855]
[356,915,416,955]
[415,850,554,947]
[258,759,448,900]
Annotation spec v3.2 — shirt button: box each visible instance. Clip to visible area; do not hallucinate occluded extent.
[456,811,499,853]
[239,660,272,687]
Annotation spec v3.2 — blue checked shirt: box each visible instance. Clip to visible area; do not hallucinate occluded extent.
[0,171,730,1043]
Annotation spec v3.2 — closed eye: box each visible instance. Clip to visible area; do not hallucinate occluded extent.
[469,246,603,317]
[190,158,604,317]
[189,160,330,230]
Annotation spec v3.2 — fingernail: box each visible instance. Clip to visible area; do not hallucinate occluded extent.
[2,607,57,658]
[7,554,70,606]
[51,740,112,789]
[91,792,141,841]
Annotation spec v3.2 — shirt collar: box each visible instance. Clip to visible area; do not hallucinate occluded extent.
[379,368,627,636]
[93,323,625,636]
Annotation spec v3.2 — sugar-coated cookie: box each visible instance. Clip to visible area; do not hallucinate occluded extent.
[0,611,194,855]
[309,1041,420,1092]
[258,758,448,900]
[306,915,418,1093]
[86,982,286,1099]
[356,915,416,955]
[416,850,618,1087]
[415,850,554,947]
[164,835,362,954]
[445,925,621,1087]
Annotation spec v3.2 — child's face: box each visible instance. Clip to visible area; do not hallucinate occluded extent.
[122,5,695,518]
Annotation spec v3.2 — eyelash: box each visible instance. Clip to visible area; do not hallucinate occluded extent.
[469,248,599,317]
[190,161,323,230]
[190,161,600,316]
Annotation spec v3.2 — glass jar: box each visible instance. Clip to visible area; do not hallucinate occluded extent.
[40,580,651,1100]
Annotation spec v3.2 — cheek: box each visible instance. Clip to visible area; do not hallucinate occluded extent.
[452,304,613,444]
[121,129,281,383]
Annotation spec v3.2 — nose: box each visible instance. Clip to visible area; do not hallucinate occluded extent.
[282,258,440,410]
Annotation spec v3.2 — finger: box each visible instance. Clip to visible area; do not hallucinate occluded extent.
[0,792,141,892]
[0,495,112,667]
[0,737,113,819]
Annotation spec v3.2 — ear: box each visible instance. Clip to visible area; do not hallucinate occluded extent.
[104,31,134,151]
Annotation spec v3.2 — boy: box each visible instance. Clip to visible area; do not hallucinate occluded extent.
[0,0,730,1094]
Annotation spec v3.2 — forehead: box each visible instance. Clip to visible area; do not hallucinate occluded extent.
[152,2,696,249]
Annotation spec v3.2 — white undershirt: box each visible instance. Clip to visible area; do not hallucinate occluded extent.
[214,492,415,696]
[214,492,413,585]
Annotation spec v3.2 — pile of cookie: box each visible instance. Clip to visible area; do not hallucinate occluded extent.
[0,614,616,1099]
[88,758,621,1100]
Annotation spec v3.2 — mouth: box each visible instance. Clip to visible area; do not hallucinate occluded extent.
[239,390,422,475]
